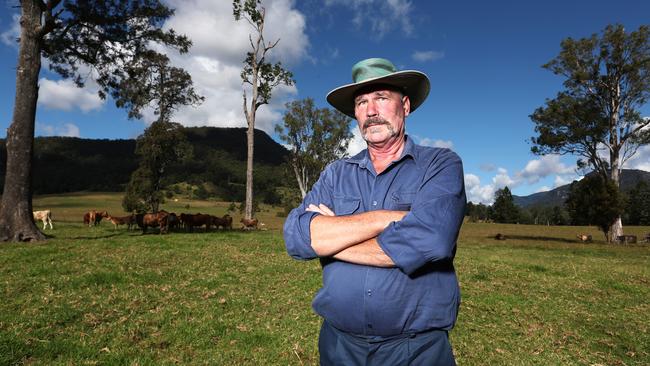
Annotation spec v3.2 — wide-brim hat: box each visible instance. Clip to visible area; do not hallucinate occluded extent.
[326,58,430,119]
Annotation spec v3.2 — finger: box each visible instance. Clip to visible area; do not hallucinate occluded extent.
[319,204,335,216]
[306,204,323,214]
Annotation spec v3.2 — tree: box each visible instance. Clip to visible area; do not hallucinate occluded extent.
[565,175,626,241]
[491,187,520,224]
[233,0,294,220]
[530,24,650,242]
[113,50,204,123]
[119,48,202,214]
[123,121,192,213]
[275,98,353,198]
[626,181,650,225]
[0,1,192,242]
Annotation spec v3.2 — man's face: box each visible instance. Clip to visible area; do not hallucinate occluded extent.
[353,86,410,146]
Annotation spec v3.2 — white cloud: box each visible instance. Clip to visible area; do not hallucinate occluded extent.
[623,144,650,171]
[464,173,497,205]
[415,137,453,149]
[36,122,81,137]
[347,127,366,156]
[493,168,516,189]
[150,0,307,132]
[466,156,582,204]
[517,154,575,184]
[553,175,578,188]
[412,50,445,62]
[324,0,414,38]
[38,78,103,112]
[0,14,20,47]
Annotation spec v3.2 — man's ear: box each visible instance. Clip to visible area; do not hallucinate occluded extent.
[402,95,411,117]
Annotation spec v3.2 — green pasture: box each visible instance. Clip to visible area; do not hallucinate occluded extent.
[1,193,648,365]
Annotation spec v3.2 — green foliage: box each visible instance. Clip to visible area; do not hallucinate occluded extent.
[238,200,260,214]
[126,121,192,212]
[530,24,650,180]
[112,50,204,122]
[465,202,490,223]
[491,187,520,223]
[0,127,291,204]
[276,98,353,196]
[626,181,650,225]
[122,166,157,213]
[565,175,626,239]
[41,1,193,116]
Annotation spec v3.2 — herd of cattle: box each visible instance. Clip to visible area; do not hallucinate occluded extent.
[33,209,261,234]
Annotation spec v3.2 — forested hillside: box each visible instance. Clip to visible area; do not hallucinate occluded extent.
[513,169,650,208]
[0,127,290,203]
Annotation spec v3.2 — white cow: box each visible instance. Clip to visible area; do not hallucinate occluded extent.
[33,210,53,230]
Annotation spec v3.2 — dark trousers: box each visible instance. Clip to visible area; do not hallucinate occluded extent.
[319,321,456,366]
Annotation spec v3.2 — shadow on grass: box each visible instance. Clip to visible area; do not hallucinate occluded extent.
[487,235,578,244]
[69,233,124,240]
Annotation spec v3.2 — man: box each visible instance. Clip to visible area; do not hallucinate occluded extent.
[283,58,466,365]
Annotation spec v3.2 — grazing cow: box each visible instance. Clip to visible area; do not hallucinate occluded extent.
[180,213,213,232]
[494,233,506,240]
[616,235,637,244]
[642,233,650,243]
[576,234,592,243]
[240,217,259,230]
[212,214,233,230]
[167,213,180,231]
[106,214,135,230]
[84,210,108,227]
[135,211,169,234]
[33,210,53,230]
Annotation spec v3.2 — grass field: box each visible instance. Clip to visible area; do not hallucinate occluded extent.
[1,193,648,365]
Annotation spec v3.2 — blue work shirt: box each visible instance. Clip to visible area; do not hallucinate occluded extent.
[283,136,466,337]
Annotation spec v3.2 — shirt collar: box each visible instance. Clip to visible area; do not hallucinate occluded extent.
[345,135,418,169]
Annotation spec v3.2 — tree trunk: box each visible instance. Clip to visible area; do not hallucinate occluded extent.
[609,156,624,243]
[292,164,307,198]
[0,1,46,242]
[245,120,254,220]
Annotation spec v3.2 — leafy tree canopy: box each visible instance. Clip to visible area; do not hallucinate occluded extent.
[276,98,353,198]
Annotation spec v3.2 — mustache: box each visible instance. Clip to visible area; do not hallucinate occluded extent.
[363,117,389,129]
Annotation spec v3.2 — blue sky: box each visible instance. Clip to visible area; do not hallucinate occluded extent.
[1,0,649,204]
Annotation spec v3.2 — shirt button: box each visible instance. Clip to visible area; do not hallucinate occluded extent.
[372,201,377,206]
[367,289,372,296]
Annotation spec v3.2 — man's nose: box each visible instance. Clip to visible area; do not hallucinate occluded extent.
[366,100,378,117]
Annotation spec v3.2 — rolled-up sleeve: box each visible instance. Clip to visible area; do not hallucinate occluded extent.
[377,150,466,275]
[283,165,335,260]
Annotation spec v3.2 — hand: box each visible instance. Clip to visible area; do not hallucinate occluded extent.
[306,203,335,216]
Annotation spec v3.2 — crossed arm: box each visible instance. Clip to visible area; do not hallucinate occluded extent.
[307,203,407,267]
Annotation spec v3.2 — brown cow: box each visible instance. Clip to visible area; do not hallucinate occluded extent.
[213,214,233,230]
[135,211,169,234]
[576,234,592,242]
[240,217,258,230]
[84,210,108,227]
[167,213,180,231]
[106,214,135,230]
[180,213,213,232]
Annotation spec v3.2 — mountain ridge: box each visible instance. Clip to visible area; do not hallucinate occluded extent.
[513,169,650,208]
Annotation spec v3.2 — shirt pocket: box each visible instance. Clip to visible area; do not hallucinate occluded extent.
[333,196,361,216]
[391,190,416,211]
